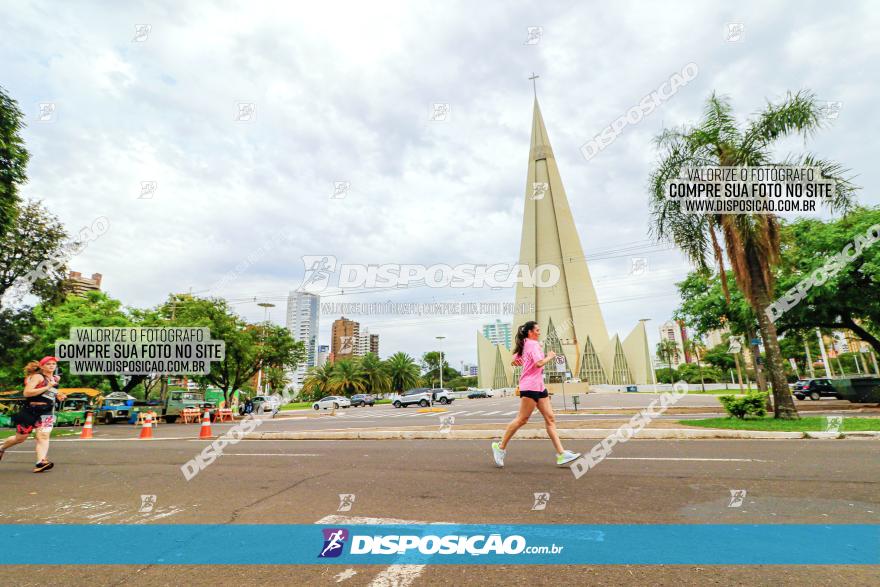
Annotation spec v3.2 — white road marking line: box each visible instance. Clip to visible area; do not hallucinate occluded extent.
[223,453,320,457]
[605,457,768,462]
[503,411,518,415]
[483,411,502,415]
[370,564,424,587]
[467,411,484,416]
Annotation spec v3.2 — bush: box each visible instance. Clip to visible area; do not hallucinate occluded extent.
[718,391,768,419]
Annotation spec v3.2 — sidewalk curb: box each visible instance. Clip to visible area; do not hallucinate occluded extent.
[239,428,880,441]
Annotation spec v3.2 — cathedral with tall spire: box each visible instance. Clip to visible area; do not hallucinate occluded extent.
[477,96,653,389]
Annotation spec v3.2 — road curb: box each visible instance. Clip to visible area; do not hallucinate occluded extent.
[243,428,824,441]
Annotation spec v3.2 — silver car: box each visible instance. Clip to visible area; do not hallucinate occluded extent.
[392,388,433,408]
[312,396,351,410]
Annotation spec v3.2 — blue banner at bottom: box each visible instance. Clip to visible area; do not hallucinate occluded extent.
[1,524,877,565]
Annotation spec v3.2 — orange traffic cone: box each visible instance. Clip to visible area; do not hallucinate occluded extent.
[139,413,153,439]
[80,411,94,439]
[199,410,213,439]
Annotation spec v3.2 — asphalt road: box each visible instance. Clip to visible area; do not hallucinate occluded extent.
[1,432,878,586]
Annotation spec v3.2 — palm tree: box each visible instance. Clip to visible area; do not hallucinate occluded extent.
[649,91,857,419]
[301,363,334,401]
[359,352,391,395]
[684,338,707,392]
[264,366,291,395]
[385,352,421,393]
[329,359,367,396]
[656,340,679,380]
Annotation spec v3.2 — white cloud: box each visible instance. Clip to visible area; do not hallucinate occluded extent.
[2,0,877,366]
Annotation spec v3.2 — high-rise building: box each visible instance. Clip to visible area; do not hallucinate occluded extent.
[482,320,512,349]
[285,291,320,389]
[316,345,330,367]
[332,317,359,358]
[478,97,652,388]
[704,326,730,349]
[66,271,103,295]
[658,320,691,368]
[369,333,380,355]
[461,362,478,377]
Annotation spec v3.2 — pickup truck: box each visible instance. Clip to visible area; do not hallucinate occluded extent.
[162,390,217,423]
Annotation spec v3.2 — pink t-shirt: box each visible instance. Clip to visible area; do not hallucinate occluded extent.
[514,338,545,391]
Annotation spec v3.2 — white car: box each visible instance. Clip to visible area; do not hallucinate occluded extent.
[253,395,282,413]
[312,396,351,410]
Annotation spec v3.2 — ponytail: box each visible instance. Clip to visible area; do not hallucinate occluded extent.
[513,321,538,356]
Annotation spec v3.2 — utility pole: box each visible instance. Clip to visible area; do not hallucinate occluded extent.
[804,341,815,378]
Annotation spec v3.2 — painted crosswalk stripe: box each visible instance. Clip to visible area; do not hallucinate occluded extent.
[483,411,502,415]
[503,410,518,415]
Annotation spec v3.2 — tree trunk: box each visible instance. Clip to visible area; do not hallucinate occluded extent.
[745,326,767,391]
[747,261,799,419]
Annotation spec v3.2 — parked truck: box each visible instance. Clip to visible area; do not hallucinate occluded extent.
[161,390,217,423]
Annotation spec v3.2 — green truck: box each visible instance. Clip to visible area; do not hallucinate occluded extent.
[161,390,217,423]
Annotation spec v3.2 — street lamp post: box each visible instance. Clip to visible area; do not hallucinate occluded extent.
[639,318,658,394]
[436,335,446,390]
[256,302,275,395]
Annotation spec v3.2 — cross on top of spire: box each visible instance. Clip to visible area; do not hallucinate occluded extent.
[529,72,539,98]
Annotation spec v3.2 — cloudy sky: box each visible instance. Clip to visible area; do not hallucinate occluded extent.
[3,1,878,368]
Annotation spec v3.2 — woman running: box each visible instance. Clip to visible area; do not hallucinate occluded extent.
[0,356,65,472]
[492,321,580,468]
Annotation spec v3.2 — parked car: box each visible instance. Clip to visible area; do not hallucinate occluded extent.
[792,378,840,401]
[351,394,375,407]
[468,390,488,399]
[431,388,455,405]
[392,388,433,408]
[312,396,351,410]
[252,395,283,413]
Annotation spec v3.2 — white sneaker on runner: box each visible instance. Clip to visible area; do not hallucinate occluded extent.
[492,442,506,468]
[556,450,581,466]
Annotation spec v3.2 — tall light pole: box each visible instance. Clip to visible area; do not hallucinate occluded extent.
[639,318,658,393]
[436,335,446,389]
[816,328,833,379]
[256,302,275,394]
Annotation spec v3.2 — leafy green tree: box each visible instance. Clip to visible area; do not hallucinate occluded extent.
[168,295,305,404]
[702,342,736,371]
[386,352,420,393]
[655,367,678,384]
[23,291,133,391]
[0,307,37,387]
[0,200,71,307]
[0,86,30,239]
[650,91,858,418]
[771,208,880,353]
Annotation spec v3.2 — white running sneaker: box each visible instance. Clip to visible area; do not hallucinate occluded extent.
[556,450,581,466]
[492,442,506,468]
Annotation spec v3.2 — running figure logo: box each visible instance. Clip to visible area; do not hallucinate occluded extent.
[319,528,349,558]
[728,489,747,508]
[297,255,337,293]
[824,416,843,433]
[138,494,157,513]
[337,494,356,512]
[532,492,550,511]
[439,415,455,433]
